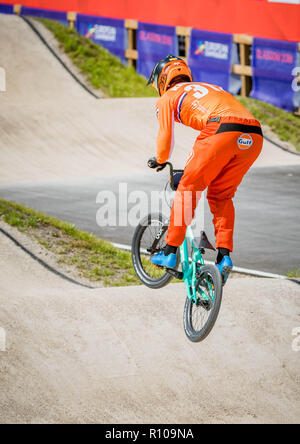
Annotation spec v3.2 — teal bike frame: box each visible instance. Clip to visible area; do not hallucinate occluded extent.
[154,161,215,304]
[178,226,212,304]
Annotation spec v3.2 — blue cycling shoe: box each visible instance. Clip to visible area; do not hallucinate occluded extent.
[216,256,233,284]
[151,251,177,268]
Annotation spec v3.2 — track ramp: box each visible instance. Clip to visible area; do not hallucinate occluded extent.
[0,15,300,185]
[0,229,299,424]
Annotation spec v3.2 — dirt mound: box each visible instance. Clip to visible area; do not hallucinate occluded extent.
[1,15,300,185]
[0,227,299,424]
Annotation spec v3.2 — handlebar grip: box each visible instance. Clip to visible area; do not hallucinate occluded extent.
[147,157,159,169]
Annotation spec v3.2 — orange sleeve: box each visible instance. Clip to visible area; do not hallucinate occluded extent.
[155,96,175,164]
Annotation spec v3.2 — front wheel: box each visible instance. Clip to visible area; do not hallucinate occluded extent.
[131,213,179,289]
[184,264,223,342]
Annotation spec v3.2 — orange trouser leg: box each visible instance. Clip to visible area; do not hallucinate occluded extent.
[207,133,262,251]
[166,131,237,246]
[165,131,263,248]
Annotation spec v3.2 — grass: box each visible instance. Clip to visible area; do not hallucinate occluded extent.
[287,269,300,278]
[37,18,156,98]
[37,18,299,148]
[237,96,300,151]
[0,198,143,287]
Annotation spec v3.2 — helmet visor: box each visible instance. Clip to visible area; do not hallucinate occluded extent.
[147,60,160,87]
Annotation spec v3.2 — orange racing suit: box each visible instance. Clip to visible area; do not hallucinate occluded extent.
[155,82,263,251]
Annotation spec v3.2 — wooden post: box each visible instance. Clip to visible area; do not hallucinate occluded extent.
[239,43,252,97]
[125,20,138,67]
[232,35,253,97]
[67,11,77,30]
[13,4,21,15]
[176,26,191,61]
[128,28,135,67]
[185,32,191,59]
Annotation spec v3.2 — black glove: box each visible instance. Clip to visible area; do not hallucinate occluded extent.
[147,157,167,172]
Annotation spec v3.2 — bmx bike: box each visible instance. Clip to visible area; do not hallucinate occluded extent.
[131,161,223,342]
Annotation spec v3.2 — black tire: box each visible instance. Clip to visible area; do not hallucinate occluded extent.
[131,213,179,289]
[183,264,223,342]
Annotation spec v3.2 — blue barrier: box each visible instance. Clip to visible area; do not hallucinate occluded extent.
[1,4,298,111]
[76,14,126,63]
[21,6,68,25]
[137,22,178,80]
[188,29,233,92]
[0,3,13,14]
[250,37,298,111]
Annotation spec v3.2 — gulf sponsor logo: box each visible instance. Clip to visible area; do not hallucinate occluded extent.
[238,134,253,150]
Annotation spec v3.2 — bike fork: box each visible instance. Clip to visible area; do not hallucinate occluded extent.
[180,239,197,303]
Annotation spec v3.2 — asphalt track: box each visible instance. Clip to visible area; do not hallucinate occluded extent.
[0,14,300,424]
[0,163,299,275]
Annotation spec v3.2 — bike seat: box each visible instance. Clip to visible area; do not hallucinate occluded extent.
[198,231,216,251]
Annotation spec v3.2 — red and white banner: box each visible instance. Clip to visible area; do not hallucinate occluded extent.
[1,0,299,42]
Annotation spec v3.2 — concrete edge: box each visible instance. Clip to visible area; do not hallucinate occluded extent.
[0,226,95,289]
[263,134,300,157]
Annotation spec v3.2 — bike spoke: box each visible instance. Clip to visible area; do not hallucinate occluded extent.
[190,271,214,332]
[139,220,167,280]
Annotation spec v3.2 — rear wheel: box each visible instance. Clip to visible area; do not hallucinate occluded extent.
[184,264,223,342]
[131,213,179,289]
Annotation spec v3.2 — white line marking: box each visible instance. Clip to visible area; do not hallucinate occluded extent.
[112,242,288,279]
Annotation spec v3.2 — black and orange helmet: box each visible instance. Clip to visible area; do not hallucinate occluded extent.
[147,54,193,96]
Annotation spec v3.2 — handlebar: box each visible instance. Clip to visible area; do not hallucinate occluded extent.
[147,157,159,169]
[147,157,173,174]
[147,158,183,191]
[165,161,173,174]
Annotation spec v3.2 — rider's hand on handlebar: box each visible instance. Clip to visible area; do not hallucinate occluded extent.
[147,157,167,172]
